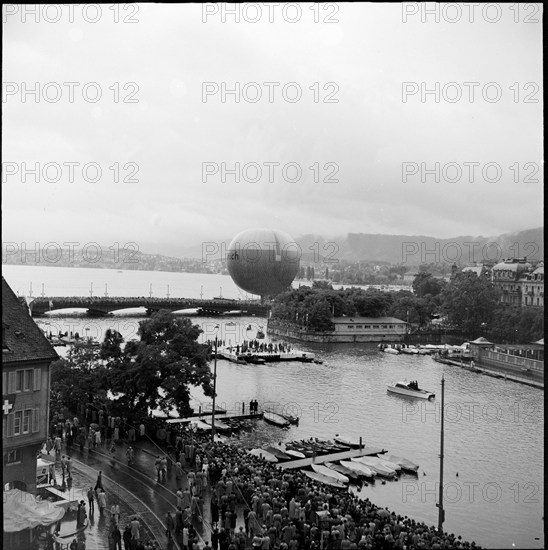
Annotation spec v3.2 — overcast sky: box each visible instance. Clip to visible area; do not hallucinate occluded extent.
[2,3,543,253]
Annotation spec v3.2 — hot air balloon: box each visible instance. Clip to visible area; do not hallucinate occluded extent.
[227,228,300,298]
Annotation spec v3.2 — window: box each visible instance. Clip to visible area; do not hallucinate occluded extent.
[23,410,31,434]
[347,325,354,329]
[13,411,22,435]
[15,371,24,392]
[356,325,362,328]
[6,450,21,464]
[24,369,33,391]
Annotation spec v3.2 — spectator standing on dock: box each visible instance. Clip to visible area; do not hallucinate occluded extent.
[122,525,132,550]
[87,487,95,513]
[111,503,120,524]
[95,471,104,492]
[95,429,102,448]
[130,517,141,542]
[195,453,202,471]
[154,456,162,481]
[111,525,122,550]
[166,511,175,536]
[97,489,107,515]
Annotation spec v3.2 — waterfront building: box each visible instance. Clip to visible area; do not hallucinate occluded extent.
[268,316,407,343]
[520,262,544,307]
[491,258,531,306]
[2,277,58,493]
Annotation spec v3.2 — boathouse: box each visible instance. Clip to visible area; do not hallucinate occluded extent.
[267,316,407,343]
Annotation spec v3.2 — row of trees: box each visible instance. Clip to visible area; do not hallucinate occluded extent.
[50,311,214,423]
[271,273,544,342]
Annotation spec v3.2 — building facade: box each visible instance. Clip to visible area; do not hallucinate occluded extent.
[520,263,544,307]
[491,258,532,306]
[268,316,407,343]
[3,277,58,494]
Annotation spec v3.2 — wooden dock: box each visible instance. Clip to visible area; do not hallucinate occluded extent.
[167,412,264,424]
[279,447,386,470]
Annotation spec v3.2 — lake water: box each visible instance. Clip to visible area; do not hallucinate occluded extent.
[3,265,544,549]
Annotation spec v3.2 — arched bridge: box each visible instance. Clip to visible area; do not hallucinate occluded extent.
[25,296,270,317]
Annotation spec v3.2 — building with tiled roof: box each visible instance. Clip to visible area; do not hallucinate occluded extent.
[3,277,58,494]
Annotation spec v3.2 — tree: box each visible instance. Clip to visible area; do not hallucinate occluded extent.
[440,272,500,338]
[412,272,446,298]
[102,310,213,418]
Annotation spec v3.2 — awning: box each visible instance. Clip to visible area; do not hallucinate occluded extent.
[3,489,65,532]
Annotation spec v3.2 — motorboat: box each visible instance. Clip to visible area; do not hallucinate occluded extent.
[387,381,435,400]
[256,330,265,339]
[381,454,419,473]
[324,462,363,483]
[383,347,400,355]
[339,460,376,479]
[274,444,305,459]
[311,464,349,484]
[248,448,278,462]
[302,470,346,489]
[263,412,290,428]
[352,457,397,478]
[281,413,299,425]
[334,435,363,448]
[264,446,293,461]
[373,456,401,472]
[284,448,305,459]
[202,417,232,432]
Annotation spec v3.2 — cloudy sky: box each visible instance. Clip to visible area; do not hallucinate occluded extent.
[2,3,543,254]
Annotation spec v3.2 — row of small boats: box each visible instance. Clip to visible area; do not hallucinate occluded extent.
[302,454,420,488]
[248,438,353,462]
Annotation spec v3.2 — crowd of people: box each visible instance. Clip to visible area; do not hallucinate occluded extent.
[43,401,483,550]
[156,425,482,550]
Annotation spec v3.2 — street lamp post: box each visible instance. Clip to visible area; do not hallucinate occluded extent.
[211,337,218,442]
[437,375,445,532]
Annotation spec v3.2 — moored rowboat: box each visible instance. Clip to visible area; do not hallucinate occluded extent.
[340,460,375,479]
[302,470,346,489]
[263,412,290,428]
[311,464,349,483]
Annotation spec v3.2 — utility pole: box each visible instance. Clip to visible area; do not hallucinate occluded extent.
[90,282,93,298]
[211,337,218,442]
[149,284,153,298]
[104,283,108,297]
[437,375,445,532]
[167,285,170,298]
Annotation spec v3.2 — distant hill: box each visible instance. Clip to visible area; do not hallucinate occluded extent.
[294,228,544,265]
[3,228,542,269]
